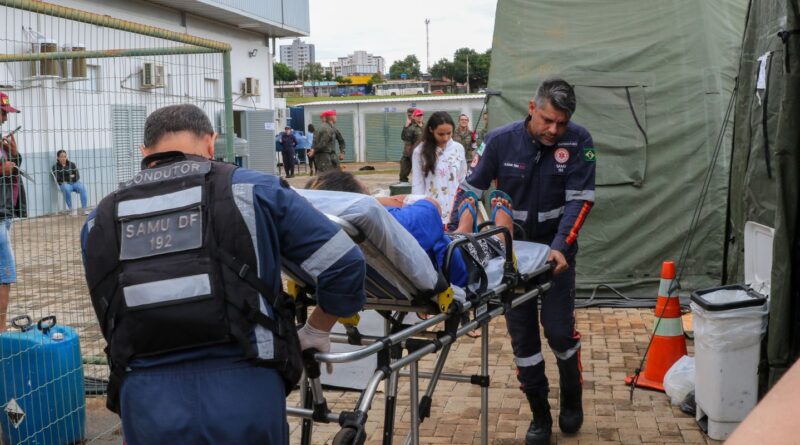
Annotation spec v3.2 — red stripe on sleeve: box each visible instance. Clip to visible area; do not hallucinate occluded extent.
[565,201,593,245]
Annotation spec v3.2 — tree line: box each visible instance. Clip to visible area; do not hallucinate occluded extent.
[273,47,491,93]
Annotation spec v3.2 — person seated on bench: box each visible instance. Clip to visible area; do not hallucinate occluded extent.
[305,170,515,290]
[52,150,88,214]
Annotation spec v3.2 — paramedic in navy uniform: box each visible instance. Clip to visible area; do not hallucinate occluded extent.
[80,104,366,444]
[451,79,595,445]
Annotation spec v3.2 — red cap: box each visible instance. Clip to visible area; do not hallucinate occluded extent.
[320,109,337,118]
[0,93,19,113]
[412,108,424,117]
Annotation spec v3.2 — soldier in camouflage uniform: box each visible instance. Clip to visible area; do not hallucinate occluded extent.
[453,113,476,162]
[399,108,424,182]
[310,109,346,173]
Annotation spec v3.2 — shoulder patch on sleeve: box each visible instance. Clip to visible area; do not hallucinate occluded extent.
[583,147,596,162]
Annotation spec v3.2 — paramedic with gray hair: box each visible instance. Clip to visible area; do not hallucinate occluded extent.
[449,78,596,445]
[81,103,365,444]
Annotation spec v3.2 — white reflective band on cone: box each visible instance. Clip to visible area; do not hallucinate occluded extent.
[653,316,684,337]
[658,278,676,297]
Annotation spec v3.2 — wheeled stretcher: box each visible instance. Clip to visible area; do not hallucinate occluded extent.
[284,191,554,445]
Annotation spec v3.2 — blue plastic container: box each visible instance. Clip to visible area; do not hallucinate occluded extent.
[0,316,86,445]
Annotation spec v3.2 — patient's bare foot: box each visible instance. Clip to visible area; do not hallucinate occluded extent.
[455,196,477,233]
[491,196,513,245]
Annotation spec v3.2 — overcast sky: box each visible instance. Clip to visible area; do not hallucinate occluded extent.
[278,0,498,70]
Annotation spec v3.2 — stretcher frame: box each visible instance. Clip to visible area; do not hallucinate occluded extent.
[284,215,553,445]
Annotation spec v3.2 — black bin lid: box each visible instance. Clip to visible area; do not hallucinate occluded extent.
[691,284,767,311]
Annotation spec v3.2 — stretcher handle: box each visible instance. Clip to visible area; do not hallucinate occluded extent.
[442,225,513,283]
[10,315,32,332]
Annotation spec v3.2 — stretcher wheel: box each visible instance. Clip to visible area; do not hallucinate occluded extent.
[332,427,365,445]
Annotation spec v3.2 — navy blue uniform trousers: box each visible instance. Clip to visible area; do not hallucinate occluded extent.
[505,261,581,396]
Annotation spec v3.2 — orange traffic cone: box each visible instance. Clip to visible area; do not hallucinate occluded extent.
[625,261,687,392]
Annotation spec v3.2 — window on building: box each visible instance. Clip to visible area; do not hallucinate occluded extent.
[204,78,220,100]
[77,64,101,92]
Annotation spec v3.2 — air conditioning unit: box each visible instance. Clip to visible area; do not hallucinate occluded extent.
[141,62,165,88]
[243,77,260,96]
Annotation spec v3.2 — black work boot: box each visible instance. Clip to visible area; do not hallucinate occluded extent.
[525,393,552,445]
[557,355,584,434]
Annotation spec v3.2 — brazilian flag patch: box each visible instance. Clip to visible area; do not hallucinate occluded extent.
[583,147,596,162]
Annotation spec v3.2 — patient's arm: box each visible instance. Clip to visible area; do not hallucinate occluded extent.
[376,196,406,208]
[376,195,440,214]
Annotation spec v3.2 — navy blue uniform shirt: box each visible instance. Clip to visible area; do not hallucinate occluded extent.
[463,116,596,257]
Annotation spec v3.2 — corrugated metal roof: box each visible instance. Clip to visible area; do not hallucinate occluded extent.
[299,94,486,107]
[145,0,309,37]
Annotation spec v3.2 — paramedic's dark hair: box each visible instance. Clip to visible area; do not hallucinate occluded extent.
[305,170,368,194]
[534,78,576,119]
[420,111,456,177]
[143,104,214,148]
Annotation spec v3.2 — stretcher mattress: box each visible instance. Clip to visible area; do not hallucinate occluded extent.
[297,190,550,299]
[297,190,440,296]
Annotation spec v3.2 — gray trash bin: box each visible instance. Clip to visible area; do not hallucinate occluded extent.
[691,285,768,440]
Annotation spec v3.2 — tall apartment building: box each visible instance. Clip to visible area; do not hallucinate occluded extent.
[330,50,385,77]
[280,38,315,73]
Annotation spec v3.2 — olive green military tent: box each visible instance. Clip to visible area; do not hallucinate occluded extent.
[488,0,800,387]
[727,0,799,385]
[487,0,749,297]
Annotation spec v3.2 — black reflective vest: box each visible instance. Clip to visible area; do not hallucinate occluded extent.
[84,152,301,412]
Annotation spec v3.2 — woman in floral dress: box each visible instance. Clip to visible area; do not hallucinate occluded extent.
[411,111,467,225]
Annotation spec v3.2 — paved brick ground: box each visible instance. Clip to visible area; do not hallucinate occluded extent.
[287,309,719,444]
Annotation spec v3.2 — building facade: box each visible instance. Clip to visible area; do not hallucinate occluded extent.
[0,0,309,216]
[280,38,316,73]
[330,50,385,77]
[302,95,485,162]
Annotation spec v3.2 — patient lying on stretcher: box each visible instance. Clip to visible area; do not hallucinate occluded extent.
[305,170,514,289]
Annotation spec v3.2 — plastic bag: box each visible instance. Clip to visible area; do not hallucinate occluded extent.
[691,301,768,351]
[663,355,695,405]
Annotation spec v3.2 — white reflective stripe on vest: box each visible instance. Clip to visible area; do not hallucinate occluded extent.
[565,190,595,202]
[512,210,528,221]
[654,317,684,337]
[301,229,355,279]
[232,182,274,360]
[118,186,202,217]
[514,352,544,367]
[538,206,564,222]
[123,274,211,307]
[553,341,581,361]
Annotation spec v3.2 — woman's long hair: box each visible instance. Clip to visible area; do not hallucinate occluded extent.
[420,111,455,177]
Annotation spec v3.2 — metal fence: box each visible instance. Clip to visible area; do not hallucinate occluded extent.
[0,1,233,442]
